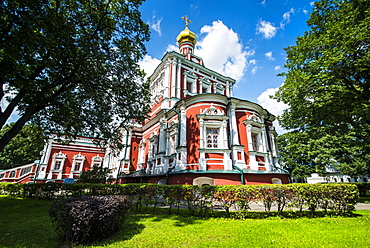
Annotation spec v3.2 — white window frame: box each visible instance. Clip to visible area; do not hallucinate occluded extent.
[72,153,86,172]
[91,154,103,168]
[184,71,197,96]
[197,105,228,150]
[51,151,67,171]
[200,78,212,93]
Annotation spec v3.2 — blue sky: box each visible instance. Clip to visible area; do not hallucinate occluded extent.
[138,0,316,133]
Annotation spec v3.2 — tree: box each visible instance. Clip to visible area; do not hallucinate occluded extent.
[79,166,113,184]
[0,0,150,152]
[0,123,46,169]
[275,0,370,177]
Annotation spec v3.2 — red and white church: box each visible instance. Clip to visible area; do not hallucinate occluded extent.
[0,20,289,185]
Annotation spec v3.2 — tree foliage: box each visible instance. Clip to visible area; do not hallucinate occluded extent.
[0,123,46,169]
[275,0,370,177]
[78,166,113,184]
[0,0,150,151]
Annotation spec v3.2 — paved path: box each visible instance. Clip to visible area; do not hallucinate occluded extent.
[223,202,370,211]
[246,202,370,211]
[355,203,370,210]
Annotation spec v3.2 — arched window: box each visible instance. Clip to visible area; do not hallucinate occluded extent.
[271,178,282,184]
[193,177,215,186]
[158,179,166,185]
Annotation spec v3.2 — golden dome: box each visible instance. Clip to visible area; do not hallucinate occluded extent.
[177,27,197,46]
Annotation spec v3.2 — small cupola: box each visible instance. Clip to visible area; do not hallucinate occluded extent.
[177,16,196,55]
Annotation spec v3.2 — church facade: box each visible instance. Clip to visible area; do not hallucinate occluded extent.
[117,22,289,185]
[0,21,289,185]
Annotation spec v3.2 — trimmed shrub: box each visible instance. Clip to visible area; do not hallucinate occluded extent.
[351,182,370,197]
[49,195,131,245]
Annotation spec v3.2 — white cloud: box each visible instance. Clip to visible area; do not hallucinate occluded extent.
[257,86,289,134]
[138,55,161,77]
[265,51,275,61]
[280,8,295,29]
[249,59,257,65]
[149,15,163,36]
[260,0,266,6]
[303,9,309,15]
[166,44,179,53]
[1,85,20,124]
[274,65,281,70]
[256,20,277,39]
[195,20,253,81]
[251,66,260,74]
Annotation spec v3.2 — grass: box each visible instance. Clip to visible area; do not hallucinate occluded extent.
[0,196,370,248]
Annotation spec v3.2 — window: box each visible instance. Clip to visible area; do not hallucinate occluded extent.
[271,178,282,184]
[91,155,103,168]
[170,136,176,154]
[9,171,15,178]
[187,81,193,92]
[74,162,81,171]
[52,151,67,171]
[0,173,4,179]
[20,166,32,176]
[54,161,61,170]
[206,128,219,148]
[252,133,259,151]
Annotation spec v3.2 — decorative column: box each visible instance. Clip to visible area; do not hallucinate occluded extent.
[229,103,240,146]
[260,124,270,171]
[222,119,228,149]
[176,61,182,98]
[177,106,187,171]
[171,59,177,98]
[179,106,187,147]
[226,81,230,97]
[246,124,258,170]
[269,126,279,168]
[163,61,170,98]
[158,118,167,154]
[199,118,204,148]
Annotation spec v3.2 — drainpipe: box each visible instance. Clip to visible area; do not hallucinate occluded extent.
[227,98,244,184]
[232,164,245,185]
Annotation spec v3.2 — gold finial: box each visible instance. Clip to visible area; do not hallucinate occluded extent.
[181,15,192,29]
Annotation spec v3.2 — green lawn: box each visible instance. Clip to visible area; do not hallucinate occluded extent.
[0,196,369,248]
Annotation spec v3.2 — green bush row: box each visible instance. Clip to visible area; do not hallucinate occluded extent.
[0,182,358,217]
[347,182,370,197]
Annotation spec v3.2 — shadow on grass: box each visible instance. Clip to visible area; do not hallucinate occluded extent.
[79,214,146,247]
[131,205,363,220]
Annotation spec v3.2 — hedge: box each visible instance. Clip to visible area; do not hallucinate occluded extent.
[0,182,360,217]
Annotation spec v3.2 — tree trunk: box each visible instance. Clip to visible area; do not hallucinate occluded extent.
[0,110,35,152]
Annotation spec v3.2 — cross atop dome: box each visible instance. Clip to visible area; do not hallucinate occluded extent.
[181,15,192,29]
[177,15,196,55]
